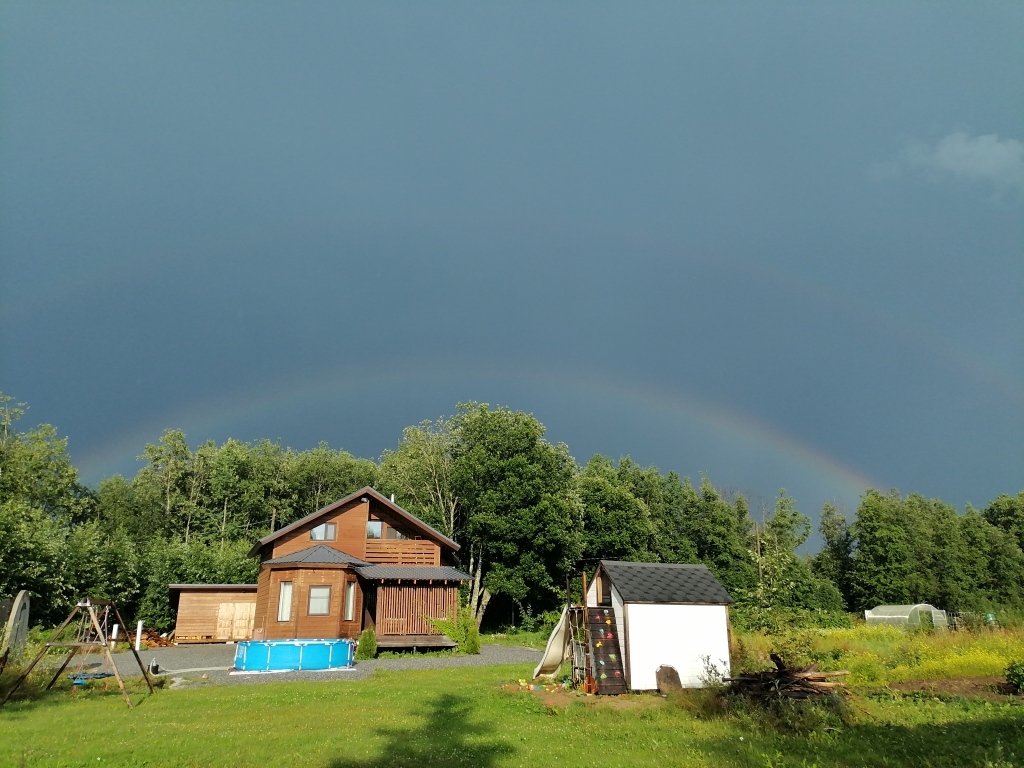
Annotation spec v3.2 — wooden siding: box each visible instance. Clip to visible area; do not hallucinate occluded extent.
[270,497,370,561]
[174,590,257,643]
[364,539,440,565]
[252,568,273,640]
[261,566,364,640]
[376,584,459,636]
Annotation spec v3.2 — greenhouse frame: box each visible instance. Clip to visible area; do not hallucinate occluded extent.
[864,604,948,629]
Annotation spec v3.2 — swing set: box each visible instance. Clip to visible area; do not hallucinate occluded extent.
[0,598,154,709]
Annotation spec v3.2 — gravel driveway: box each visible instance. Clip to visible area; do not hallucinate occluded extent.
[88,643,541,688]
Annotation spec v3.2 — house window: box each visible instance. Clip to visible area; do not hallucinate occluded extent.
[308,586,331,615]
[344,581,356,622]
[310,522,336,541]
[366,520,382,539]
[384,526,408,540]
[277,581,293,622]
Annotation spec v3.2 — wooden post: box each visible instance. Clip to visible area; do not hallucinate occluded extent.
[0,605,81,706]
[44,647,81,690]
[112,604,154,694]
[86,604,134,709]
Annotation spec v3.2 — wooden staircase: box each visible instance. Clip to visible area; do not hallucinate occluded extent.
[586,605,628,694]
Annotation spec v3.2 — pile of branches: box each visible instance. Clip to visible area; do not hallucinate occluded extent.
[140,629,174,648]
[725,653,849,700]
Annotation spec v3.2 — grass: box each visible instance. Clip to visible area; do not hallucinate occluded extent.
[734,624,1024,687]
[481,631,549,651]
[1,625,1023,767]
[1,662,1022,767]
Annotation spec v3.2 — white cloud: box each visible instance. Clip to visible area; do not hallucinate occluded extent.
[905,131,1024,190]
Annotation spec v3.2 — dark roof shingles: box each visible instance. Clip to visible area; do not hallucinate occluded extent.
[264,544,371,566]
[354,565,470,581]
[600,560,734,604]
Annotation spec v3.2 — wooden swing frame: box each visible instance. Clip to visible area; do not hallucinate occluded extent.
[0,598,154,709]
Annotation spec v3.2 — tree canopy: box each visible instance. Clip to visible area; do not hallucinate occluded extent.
[2,391,1022,631]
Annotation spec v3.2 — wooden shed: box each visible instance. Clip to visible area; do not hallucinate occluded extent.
[169,584,258,643]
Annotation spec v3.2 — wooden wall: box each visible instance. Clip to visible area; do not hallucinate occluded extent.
[174,590,257,643]
[271,497,370,560]
[364,540,439,565]
[266,496,445,566]
[375,584,460,636]
[259,566,364,640]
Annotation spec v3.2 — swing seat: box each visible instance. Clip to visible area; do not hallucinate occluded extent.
[69,672,115,685]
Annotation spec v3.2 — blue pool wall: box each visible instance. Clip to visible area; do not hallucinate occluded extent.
[233,639,355,672]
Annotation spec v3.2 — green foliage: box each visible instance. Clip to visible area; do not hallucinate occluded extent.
[1006,660,1024,692]
[355,628,377,660]
[428,607,481,654]
[4,389,1024,650]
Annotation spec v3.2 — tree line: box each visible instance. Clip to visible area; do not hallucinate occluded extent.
[2,393,1022,631]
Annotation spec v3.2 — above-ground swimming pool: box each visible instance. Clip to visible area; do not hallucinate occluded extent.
[233,639,355,672]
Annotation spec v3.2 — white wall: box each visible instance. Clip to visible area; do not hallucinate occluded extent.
[625,604,730,690]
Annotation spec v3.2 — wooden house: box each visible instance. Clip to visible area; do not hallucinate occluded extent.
[244,487,469,648]
[169,584,258,643]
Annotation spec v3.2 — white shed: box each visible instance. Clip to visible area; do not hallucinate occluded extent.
[587,560,733,691]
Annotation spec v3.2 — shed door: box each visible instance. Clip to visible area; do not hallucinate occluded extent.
[216,602,256,640]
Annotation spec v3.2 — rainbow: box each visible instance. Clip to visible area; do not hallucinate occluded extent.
[75,361,879,504]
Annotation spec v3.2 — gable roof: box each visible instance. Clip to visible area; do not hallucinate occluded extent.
[263,544,371,566]
[247,486,459,557]
[599,560,734,604]
[354,565,470,581]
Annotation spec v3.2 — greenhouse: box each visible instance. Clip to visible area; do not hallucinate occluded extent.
[864,604,948,630]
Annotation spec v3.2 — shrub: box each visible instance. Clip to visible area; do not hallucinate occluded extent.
[1006,660,1024,692]
[428,607,481,654]
[355,628,377,660]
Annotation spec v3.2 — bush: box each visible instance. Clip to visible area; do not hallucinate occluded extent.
[1006,659,1024,692]
[355,628,377,660]
[428,607,481,654]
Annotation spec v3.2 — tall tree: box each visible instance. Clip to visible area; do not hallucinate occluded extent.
[453,404,584,625]
[848,490,912,609]
[577,455,658,563]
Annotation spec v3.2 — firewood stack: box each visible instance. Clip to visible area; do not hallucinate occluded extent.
[140,629,174,648]
[725,653,849,700]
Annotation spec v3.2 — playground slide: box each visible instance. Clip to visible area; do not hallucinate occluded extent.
[532,605,570,678]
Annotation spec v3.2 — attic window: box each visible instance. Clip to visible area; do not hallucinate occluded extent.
[310,522,336,541]
[384,527,408,540]
[366,520,382,539]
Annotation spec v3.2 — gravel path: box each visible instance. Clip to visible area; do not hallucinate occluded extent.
[86,643,541,688]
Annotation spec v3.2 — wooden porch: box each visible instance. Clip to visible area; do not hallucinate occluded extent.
[375,633,457,649]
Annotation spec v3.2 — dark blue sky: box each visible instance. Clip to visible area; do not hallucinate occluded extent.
[2,2,1022,526]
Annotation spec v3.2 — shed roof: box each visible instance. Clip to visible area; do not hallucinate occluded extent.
[599,560,734,604]
[168,584,258,592]
[263,544,371,566]
[354,565,470,581]
[247,487,459,557]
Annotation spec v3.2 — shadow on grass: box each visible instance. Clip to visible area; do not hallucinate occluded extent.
[327,693,515,768]
[700,711,1024,767]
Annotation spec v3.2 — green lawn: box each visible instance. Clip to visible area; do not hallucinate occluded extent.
[2,663,1023,768]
